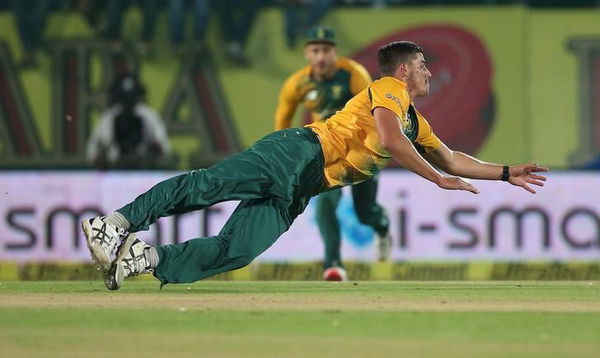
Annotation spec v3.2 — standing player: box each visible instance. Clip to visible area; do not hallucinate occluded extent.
[275,26,391,281]
[82,41,548,290]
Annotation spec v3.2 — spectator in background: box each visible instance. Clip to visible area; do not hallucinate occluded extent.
[281,0,334,49]
[72,0,105,31]
[168,0,211,52]
[12,0,56,68]
[86,73,172,169]
[216,0,261,66]
[99,0,160,55]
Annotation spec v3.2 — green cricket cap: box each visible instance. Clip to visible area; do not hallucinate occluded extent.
[305,26,336,46]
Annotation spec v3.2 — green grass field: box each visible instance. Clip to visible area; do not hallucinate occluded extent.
[1,281,599,358]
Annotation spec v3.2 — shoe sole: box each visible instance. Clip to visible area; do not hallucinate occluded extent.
[82,219,111,272]
[323,273,345,281]
[323,268,348,282]
[104,233,137,291]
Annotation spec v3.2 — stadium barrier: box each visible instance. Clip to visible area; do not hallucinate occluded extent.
[1,170,598,280]
[1,171,598,261]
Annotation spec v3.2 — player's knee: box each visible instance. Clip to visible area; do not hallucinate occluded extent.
[230,253,255,269]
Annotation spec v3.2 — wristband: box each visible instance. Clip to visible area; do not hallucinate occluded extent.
[501,165,510,181]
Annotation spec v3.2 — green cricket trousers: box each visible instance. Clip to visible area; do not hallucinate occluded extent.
[316,177,389,268]
[117,128,325,285]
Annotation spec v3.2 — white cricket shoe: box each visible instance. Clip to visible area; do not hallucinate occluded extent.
[82,217,125,272]
[376,232,392,262]
[323,266,348,282]
[105,234,153,291]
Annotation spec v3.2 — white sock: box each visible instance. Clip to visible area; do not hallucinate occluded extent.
[145,247,159,268]
[104,212,131,231]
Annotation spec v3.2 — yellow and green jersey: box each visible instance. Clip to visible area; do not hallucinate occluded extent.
[308,76,442,188]
[274,57,372,130]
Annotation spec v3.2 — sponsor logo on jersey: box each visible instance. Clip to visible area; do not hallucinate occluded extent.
[384,93,410,129]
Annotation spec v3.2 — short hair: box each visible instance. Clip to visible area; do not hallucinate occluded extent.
[377,41,424,76]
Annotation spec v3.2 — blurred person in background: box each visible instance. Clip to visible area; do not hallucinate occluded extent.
[82,41,547,291]
[86,73,172,169]
[281,0,334,49]
[275,26,391,281]
[11,0,57,68]
[168,0,211,53]
[216,0,261,66]
[99,0,160,55]
[72,0,104,31]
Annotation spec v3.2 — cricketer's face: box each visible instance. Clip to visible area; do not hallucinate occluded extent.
[405,52,432,97]
[305,43,338,79]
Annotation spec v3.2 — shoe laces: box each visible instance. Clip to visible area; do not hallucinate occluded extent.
[91,220,125,256]
[122,247,152,277]
[109,228,125,256]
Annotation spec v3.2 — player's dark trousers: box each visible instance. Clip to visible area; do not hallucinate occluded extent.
[316,177,389,268]
[117,128,325,284]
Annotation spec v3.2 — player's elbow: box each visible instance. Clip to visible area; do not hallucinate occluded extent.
[380,134,411,156]
[379,136,397,153]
